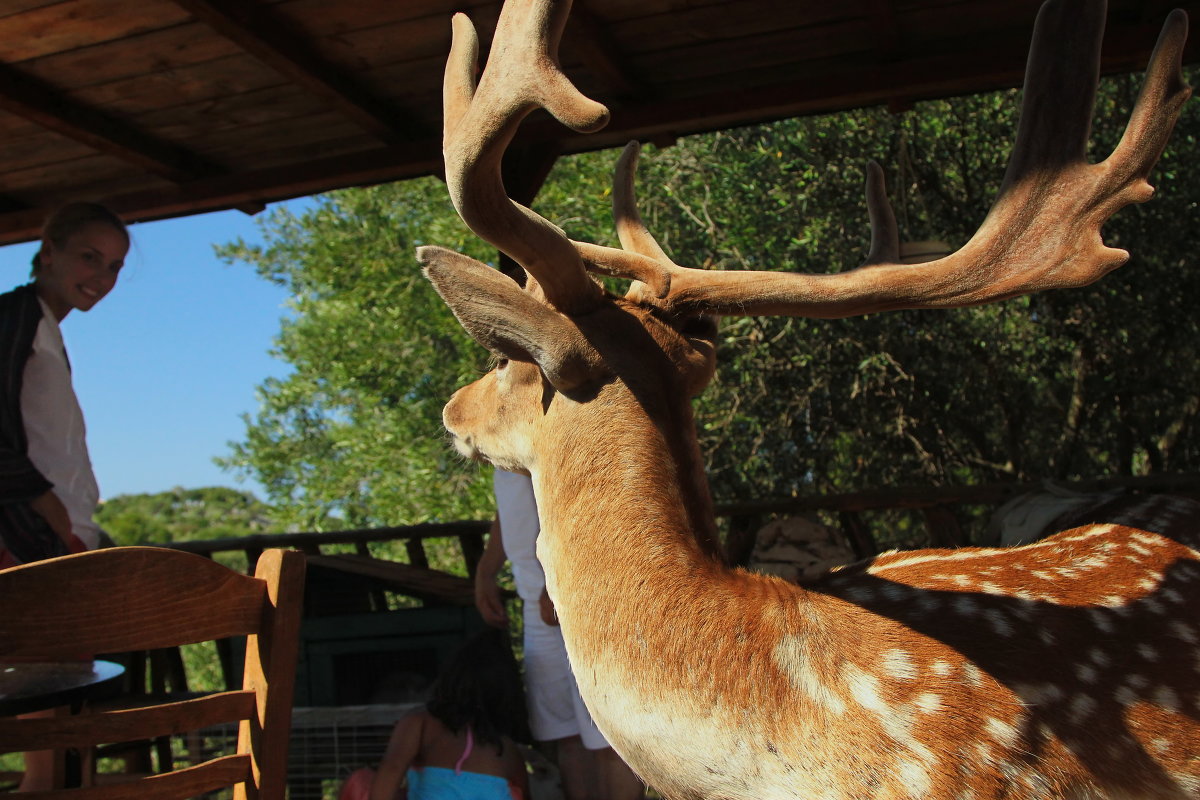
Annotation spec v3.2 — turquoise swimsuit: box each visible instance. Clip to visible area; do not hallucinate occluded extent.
[405,726,523,800]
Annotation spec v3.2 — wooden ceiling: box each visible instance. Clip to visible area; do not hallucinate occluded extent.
[0,0,1195,246]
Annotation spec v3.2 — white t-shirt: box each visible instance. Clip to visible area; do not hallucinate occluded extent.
[492,468,543,602]
[19,300,101,549]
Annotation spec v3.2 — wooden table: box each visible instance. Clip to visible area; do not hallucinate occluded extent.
[0,660,125,716]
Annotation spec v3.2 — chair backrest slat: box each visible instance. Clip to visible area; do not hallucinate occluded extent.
[15,754,254,800]
[0,548,270,660]
[0,690,258,750]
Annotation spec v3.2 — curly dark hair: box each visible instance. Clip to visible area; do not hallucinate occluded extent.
[425,627,531,751]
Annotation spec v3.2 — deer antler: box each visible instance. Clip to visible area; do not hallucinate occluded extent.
[442,0,608,314]
[580,0,1191,318]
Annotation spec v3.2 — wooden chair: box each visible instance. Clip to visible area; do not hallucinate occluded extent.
[0,546,305,799]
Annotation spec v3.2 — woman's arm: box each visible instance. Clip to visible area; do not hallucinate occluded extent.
[474,516,510,628]
[28,490,74,547]
[370,711,425,800]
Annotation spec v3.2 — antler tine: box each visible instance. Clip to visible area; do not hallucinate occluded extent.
[443,0,609,313]
[588,0,1190,319]
[862,161,900,266]
[573,141,676,301]
[1099,8,1190,198]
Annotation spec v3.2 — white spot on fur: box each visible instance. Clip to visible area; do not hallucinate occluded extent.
[1138,644,1160,662]
[1154,686,1181,712]
[773,636,846,716]
[847,666,888,715]
[1089,609,1115,633]
[930,660,952,677]
[1069,694,1097,723]
[844,586,875,604]
[915,693,943,713]
[1014,682,1064,705]
[883,650,917,681]
[898,760,931,798]
[963,663,985,688]
[1170,622,1198,643]
[984,609,1013,636]
[985,717,1019,746]
[1076,664,1098,683]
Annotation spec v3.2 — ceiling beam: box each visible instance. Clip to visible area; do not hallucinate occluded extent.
[566,1,651,103]
[0,62,220,183]
[0,143,446,246]
[170,0,429,144]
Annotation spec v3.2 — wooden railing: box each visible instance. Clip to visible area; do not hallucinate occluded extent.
[167,472,1200,574]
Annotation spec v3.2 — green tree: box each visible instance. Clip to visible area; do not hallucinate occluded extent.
[216,180,499,530]
[97,486,279,545]
[221,69,1200,544]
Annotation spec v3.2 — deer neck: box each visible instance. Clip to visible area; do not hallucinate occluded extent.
[531,380,722,584]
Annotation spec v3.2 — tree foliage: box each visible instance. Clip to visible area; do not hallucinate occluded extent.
[220,68,1200,529]
[96,486,279,545]
[215,181,498,529]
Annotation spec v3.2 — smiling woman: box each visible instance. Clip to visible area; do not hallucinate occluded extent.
[0,202,131,566]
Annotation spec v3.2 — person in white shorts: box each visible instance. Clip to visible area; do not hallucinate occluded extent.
[476,468,643,800]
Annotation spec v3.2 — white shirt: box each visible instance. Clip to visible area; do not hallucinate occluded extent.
[493,468,543,601]
[20,299,101,549]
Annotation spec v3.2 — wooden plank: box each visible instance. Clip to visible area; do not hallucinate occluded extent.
[169,0,425,142]
[241,548,305,800]
[69,53,286,118]
[164,522,492,559]
[0,0,191,64]
[604,1,860,55]
[306,554,476,606]
[0,63,220,182]
[0,1,65,23]
[0,691,257,750]
[18,21,242,92]
[131,85,330,141]
[4,755,254,800]
[0,152,167,197]
[566,0,650,102]
[0,548,268,659]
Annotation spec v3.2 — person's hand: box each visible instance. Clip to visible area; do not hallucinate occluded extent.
[28,490,73,548]
[539,586,559,627]
[474,572,509,628]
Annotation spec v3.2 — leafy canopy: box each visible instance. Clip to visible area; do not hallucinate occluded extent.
[220,69,1200,530]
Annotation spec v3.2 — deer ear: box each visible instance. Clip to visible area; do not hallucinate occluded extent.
[419,246,604,391]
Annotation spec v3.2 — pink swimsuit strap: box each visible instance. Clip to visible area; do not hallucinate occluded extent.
[454,725,474,775]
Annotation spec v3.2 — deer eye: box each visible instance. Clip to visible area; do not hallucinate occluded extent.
[495,358,510,371]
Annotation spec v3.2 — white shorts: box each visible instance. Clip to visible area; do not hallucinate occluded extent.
[522,602,609,750]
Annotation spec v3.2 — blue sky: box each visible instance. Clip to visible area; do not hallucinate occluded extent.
[0,200,314,501]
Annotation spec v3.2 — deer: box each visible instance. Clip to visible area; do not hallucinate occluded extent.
[416,0,1199,797]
